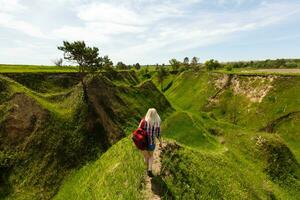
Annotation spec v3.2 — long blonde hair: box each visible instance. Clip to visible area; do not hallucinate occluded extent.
[145,108,161,128]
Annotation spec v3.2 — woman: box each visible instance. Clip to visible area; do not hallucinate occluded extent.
[139,108,162,177]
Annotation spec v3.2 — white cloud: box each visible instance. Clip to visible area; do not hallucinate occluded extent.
[1,0,300,64]
[112,1,300,63]
[77,2,141,25]
[53,21,145,43]
[0,13,45,38]
[0,0,26,13]
[0,0,45,38]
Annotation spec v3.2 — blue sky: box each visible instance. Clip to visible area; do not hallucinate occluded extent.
[0,0,300,65]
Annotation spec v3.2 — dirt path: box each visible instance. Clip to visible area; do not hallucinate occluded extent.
[143,143,165,200]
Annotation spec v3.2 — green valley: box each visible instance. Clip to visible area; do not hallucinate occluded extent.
[0,64,299,200]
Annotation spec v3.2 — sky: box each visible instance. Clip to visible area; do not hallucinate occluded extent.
[0,0,300,65]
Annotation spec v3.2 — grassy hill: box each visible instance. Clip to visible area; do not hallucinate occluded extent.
[0,70,173,199]
[0,65,299,199]
[151,70,300,199]
[54,136,145,200]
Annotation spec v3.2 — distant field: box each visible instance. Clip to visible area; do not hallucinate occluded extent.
[0,64,78,73]
[249,68,300,74]
[217,68,300,76]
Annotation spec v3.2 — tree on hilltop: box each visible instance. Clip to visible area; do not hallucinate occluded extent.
[169,58,181,71]
[52,58,63,67]
[103,55,113,71]
[183,57,190,66]
[116,61,128,70]
[58,40,105,102]
[191,57,199,67]
[205,59,221,71]
[134,63,141,70]
[157,66,168,90]
[58,41,103,73]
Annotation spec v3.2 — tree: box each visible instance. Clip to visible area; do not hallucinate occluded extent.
[134,63,141,70]
[204,59,221,71]
[103,55,113,70]
[155,65,159,71]
[116,61,127,70]
[58,41,103,73]
[157,67,168,90]
[191,57,199,66]
[169,58,181,71]
[52,58,63,67]
[183,57,189,65]
[58,41,104,102]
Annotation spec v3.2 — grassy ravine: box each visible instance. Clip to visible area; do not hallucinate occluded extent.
[1,65,299,200]
[54,137,145,200]
[150,70,300,199]
[0,70,173,200]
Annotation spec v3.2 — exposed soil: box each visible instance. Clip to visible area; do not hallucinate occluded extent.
[203,74,233,109]
[0,93,48,145]
[85,75,126,147]
[231,76,276,103]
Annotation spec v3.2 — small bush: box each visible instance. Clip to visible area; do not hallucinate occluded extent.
[225,65,233,71]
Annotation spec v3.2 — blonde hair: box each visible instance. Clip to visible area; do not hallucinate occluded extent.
[145,108,161,128]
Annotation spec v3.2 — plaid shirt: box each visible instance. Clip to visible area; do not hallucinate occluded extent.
[139,119,160,145]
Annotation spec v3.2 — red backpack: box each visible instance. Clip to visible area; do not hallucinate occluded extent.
[132,127,147,150]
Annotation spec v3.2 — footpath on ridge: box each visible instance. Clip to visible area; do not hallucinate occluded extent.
[143,142,167,200]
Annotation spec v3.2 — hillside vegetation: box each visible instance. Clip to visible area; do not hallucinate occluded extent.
[0,64,299,200]
[152,70,300,199]
[0,70,173,199]
[54,137,145,200]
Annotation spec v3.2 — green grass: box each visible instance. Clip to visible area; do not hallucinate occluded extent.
[207,74,300,137]
[162,140,297,200]
[162,111,218,150]
[54,136,145,200]
[1,67,299,200]
[163,71,217,111]
[0,70,174,200]
[160,112,299,199]
[276,113,300,162]
[155,70,300,199]
[0,75,82,119]
[0,64,78,73]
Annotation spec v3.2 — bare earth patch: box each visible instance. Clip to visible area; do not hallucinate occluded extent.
[231,76,276,103]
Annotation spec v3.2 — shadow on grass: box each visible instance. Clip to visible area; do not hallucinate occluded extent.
[151,175,173,200]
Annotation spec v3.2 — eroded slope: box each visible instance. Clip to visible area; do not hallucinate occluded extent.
[0,71,173,200]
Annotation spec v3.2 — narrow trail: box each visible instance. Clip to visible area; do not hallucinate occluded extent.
[143,143,166,200]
